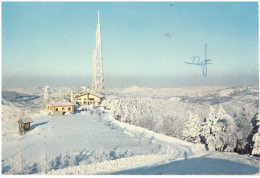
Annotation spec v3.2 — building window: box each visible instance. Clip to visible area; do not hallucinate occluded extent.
[25,124,29,129]
[68,107,71,111]
[56,108,58,111]
[62,108,65,110]
[84,98,86,100]
[90,98,94,100]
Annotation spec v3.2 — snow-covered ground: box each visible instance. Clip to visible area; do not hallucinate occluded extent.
[1,85,259,175]
[2,110,163,174]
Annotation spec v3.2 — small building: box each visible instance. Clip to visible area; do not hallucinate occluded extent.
[18,118,33,136]
[74,91,104,105]
[46,99,75,115]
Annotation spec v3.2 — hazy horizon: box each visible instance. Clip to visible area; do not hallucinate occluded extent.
[2,74,258,89]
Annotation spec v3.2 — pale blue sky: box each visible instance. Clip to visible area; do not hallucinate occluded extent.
[2,2,259,88]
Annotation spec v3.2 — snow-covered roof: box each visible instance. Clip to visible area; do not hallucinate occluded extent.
[74,92,87,98]
[75,91,104,98]
[49,99,74,107]
[18,117,33,123]
[88,91,104,98]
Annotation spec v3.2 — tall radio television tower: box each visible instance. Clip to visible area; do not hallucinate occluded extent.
[92,11,104,94]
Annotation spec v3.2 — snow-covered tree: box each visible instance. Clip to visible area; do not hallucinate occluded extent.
[202,106,222,150]
[60,155,70,168]
[182,110,202,143]
[216,105,238,152]
[14,150,25,174]
[235,108,253,153]
[69,154,76,167]
[162,116,175,136]
[38,147,49,174]
[202,106,237,151]
[252,115,260,156]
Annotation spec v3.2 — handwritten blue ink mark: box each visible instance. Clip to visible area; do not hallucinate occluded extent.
[185,44,212,77]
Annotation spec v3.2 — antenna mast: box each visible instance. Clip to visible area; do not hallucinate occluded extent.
[92,11,104,94]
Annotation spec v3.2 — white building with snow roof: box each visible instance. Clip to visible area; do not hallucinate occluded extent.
[73,91,104,105]
[46,99,75,115]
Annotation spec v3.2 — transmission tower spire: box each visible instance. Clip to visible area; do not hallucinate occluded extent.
[98,11,100,24]
[92,11,104,94]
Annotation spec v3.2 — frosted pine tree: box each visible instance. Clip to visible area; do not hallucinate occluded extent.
[162,116,175,136]
[14,150,25,174]
[202,107,216,148]
[217,105,238,152]
[252,115,260,155]
[129,104,138,125]
[235,108,253,153]
[39,147,48,174]
[182,110,202,143]
[202,106,226,151]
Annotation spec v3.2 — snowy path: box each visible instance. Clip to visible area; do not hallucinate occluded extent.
[43,110,206,175]
[48,154,169,175]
